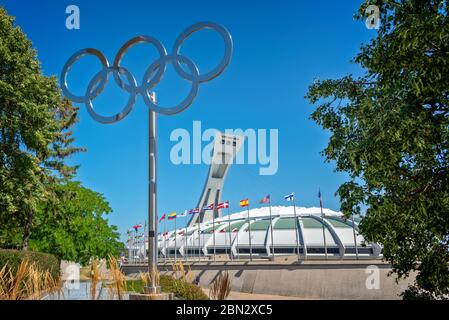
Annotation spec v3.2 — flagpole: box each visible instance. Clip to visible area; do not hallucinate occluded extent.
[198,213,201,262]
[227,204,232,261]
[139,234,146,263]
[247,203,253,262]
[292,198,300,262]
[184,214,188,262]
[236,223,240,260]
[128,231,131,263]
[144,221,147,264]
[268,197,275,261]
[174,216,177,263]
[164,218,167,263]
[139,230,142,264]
[352,213,359,260]
[319,190,328,260]
[212,206,216,262]
[224,210,228,258]
[135,228,138,264]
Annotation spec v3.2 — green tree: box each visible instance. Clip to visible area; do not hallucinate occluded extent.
[30,182,123,265]
[0,7,82,249]
[306,0,449,299]
[0,8,122,265]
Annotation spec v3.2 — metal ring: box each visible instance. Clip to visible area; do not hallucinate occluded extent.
[60,48,110,103]
[112,36,168,93]
[60,22,232,123]
[141,54,200,115]
[85,66,138,124]
[172,22,233,83]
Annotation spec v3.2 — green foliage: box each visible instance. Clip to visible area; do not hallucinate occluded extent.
[127,275,209,300]
[0,7,123,265]
[0,7,83,249]
[306,0,449,299]
[29,182,124,266]
[0,249,60,279]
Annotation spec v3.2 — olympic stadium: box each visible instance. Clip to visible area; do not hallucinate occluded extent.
[122,132,410,300]
[126,132,382,261]
[134,206,382,261]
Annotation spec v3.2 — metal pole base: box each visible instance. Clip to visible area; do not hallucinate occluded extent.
[144,285,161,295]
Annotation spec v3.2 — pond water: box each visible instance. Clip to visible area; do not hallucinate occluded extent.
[43,281,128,300]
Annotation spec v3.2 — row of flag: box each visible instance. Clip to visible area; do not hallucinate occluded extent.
[157,191,308,221]
[128,189,324,237]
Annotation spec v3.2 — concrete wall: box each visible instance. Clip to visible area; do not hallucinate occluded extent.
[123,261,415,300]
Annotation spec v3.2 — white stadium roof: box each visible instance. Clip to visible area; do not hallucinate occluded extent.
[129,206,381,260]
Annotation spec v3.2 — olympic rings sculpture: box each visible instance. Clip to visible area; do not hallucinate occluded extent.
[60,22,233,124]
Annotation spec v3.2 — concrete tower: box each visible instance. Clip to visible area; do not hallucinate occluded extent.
[188,132,244,226]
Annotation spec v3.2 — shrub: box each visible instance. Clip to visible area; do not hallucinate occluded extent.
[0,249,60,279]
[127,275,209,300]
[160,275,209,300]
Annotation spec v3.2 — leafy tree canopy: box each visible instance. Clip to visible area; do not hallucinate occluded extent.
[0,7,123,264]
[306,0,449,299]
[30,182,123,266]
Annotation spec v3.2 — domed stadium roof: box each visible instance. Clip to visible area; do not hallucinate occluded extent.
[130,206,382,260]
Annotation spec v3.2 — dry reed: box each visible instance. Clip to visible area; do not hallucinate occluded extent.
[107,255,127,300]
[89,259,102,300]
[209,271,231,300]
[0,259,61,300]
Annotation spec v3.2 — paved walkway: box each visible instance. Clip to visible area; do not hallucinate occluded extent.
[202,288,305,300]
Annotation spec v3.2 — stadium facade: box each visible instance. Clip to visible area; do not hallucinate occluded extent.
[128,206,382,260]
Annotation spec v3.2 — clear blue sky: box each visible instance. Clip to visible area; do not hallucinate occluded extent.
[1,0,375,241]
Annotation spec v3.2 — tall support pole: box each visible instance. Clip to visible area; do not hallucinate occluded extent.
[147,103,159,293]
[227,205,232,260]
[352,213,359,260]
[320,204,328,260]
[247,205,253,261]
[268,197,275,261]
[292,198,300,262]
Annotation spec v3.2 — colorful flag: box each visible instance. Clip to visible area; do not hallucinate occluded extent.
[284,193,294,201]
[133,223,142,231]
[202,203,215,211]
[216,201,229,209]
[168,212,177,220]
[179,211,187,217]
[259,195,270,204]
[239,199,249,207]
[159,214,166,222]
[188,208,200,214]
